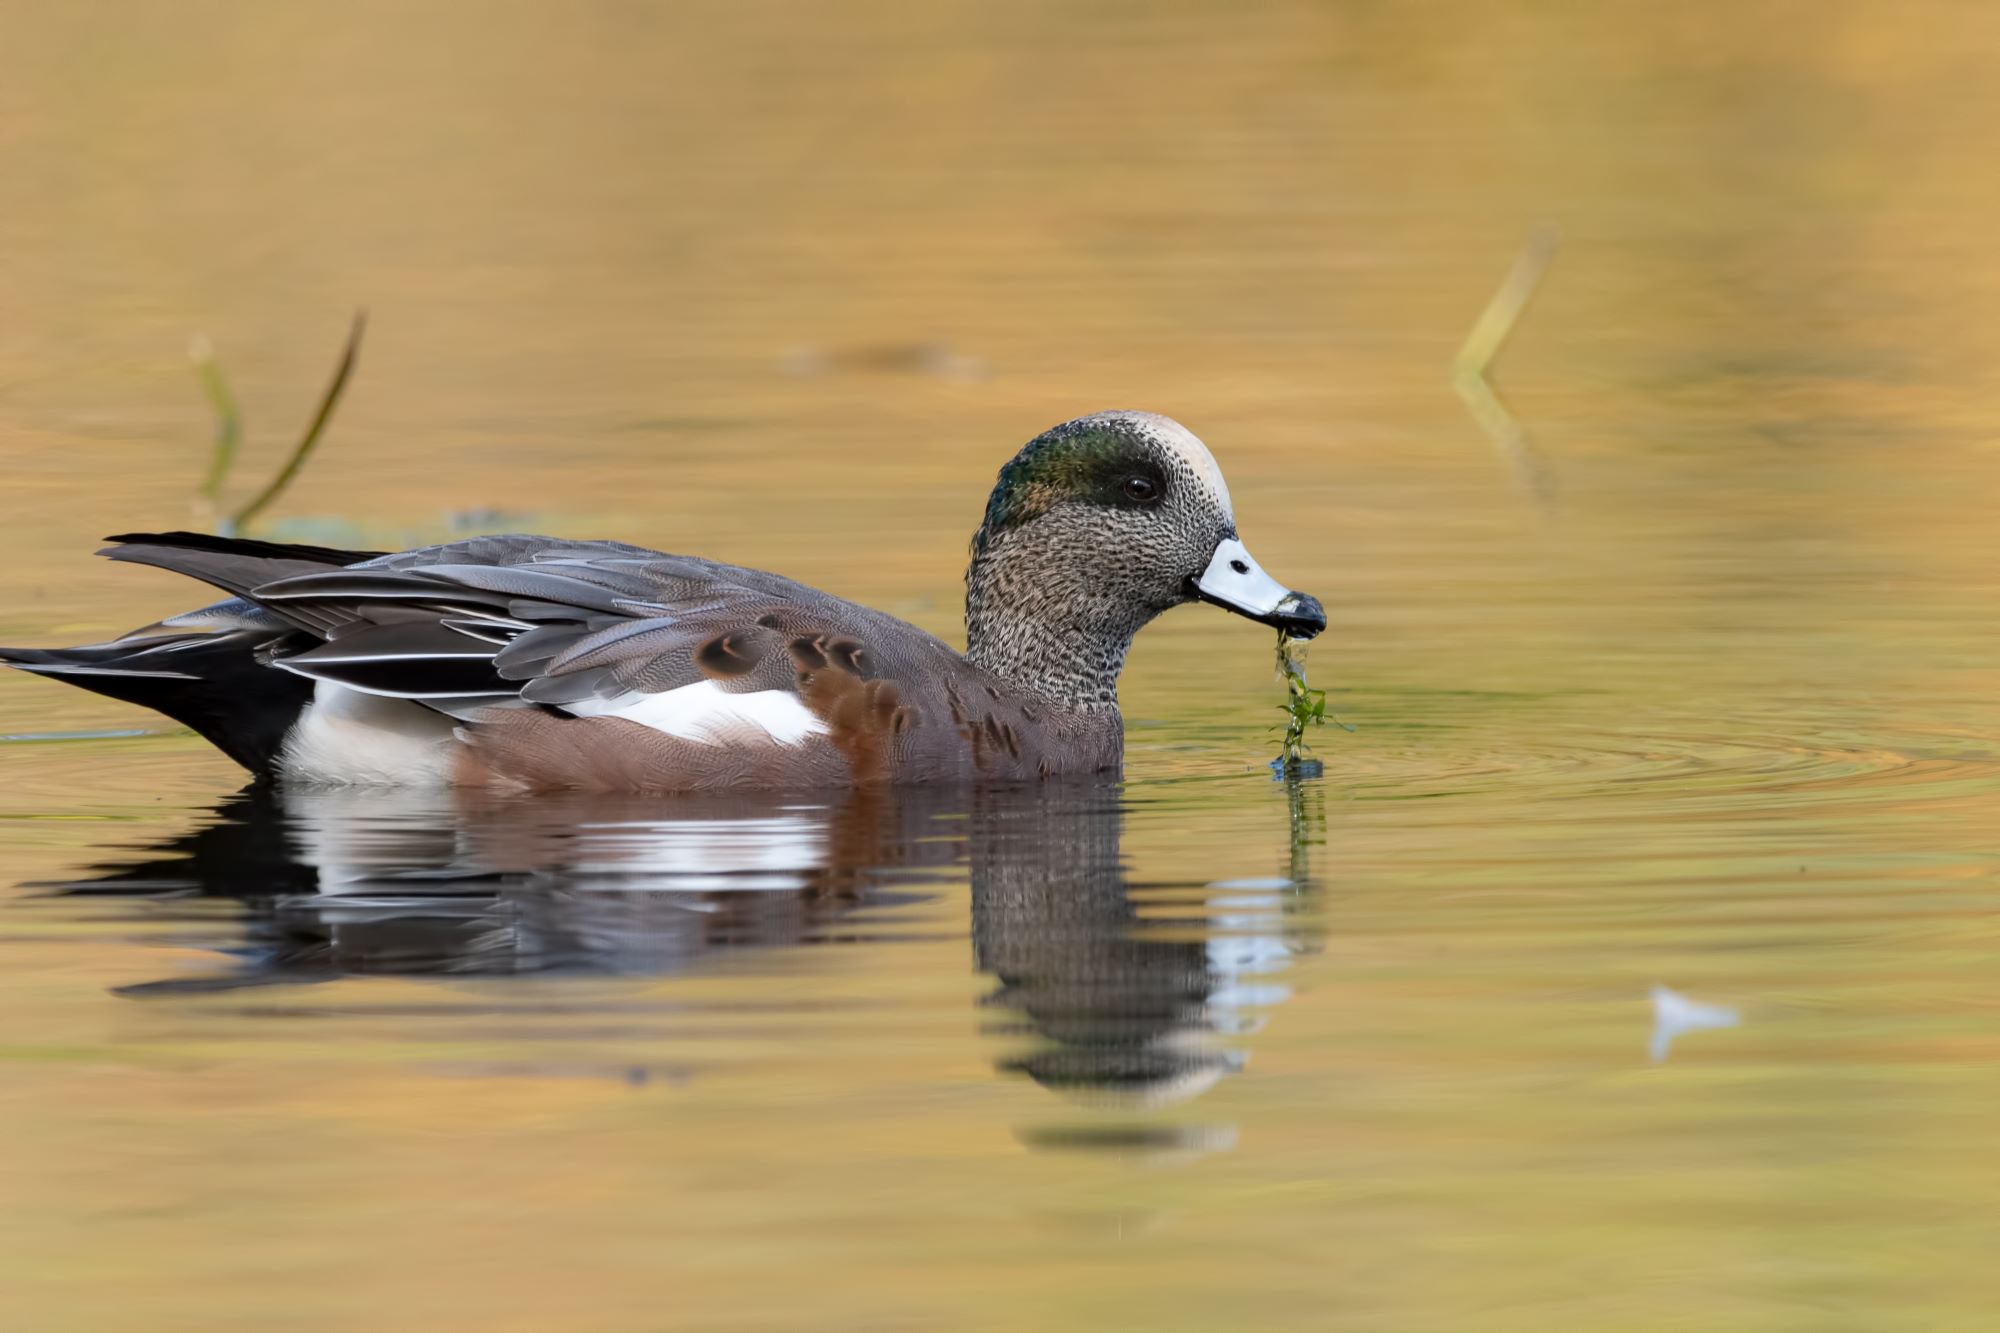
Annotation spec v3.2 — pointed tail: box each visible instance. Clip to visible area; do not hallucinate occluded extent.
[0,624,315,774]
[2,532,384,774]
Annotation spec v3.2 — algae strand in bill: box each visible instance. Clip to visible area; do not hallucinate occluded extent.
[1272,629,1350,778]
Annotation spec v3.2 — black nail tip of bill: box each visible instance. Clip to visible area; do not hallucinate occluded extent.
[1271,592,1326,640]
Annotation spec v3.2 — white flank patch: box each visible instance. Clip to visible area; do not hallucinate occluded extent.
[280,683,459,787]
[563,679,829,747]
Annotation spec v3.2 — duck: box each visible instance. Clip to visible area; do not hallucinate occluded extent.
[0,411,1324,791]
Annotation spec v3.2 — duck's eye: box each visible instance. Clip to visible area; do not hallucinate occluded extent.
[1121,475,1160,503]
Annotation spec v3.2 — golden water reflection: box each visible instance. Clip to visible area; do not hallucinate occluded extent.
[6,1,2000,1328]
[49,783,1317,1116]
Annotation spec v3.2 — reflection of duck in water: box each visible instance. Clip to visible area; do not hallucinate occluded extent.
[51,780,1316,1111]
[970,785,1316,1108]
[57,785,963,990]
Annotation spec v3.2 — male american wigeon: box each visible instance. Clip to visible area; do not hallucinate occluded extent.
[2,411,1324,790]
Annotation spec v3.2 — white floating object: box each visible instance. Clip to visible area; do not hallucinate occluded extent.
[1650,985,1740,1063]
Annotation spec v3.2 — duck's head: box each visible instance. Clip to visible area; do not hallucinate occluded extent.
[966,412,1324,704]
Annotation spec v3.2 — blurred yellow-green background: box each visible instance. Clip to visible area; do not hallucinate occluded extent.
[6,3,2000,1329]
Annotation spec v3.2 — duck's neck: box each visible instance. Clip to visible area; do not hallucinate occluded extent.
[963,540,1150,712]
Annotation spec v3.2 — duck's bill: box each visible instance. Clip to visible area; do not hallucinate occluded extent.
[1189,538,1326,640]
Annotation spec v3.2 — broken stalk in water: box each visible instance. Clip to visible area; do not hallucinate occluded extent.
[188,335,243,524]
[188,310,368,536]
[1453,226,1559,502]
[227,311,367,534]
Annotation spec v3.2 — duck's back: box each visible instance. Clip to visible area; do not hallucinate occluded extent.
[100,532,1120,791]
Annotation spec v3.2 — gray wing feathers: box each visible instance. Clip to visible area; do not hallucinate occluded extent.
[234,536,816,712]
[97,532,919,719]
[100,544,358,604]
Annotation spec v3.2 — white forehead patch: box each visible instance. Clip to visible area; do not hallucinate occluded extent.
[1121,412,1235,519]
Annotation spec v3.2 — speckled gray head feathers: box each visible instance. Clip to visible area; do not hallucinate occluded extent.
[973,411,1236,554]
[963,412,1246,710]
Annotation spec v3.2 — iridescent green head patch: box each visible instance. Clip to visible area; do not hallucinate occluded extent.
[973,419,1170,553]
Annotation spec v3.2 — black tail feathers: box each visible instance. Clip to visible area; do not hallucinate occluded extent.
[0,631,315,775]
[2,534,381,775]
[101,529,386,567]
[97,530,385,605]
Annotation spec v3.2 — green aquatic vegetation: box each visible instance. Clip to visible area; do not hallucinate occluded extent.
[191,310,367,535]
[1273,631,1351,776]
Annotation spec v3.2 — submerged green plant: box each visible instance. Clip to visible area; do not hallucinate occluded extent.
[1273,631,1352,772]
[191,310,367,535]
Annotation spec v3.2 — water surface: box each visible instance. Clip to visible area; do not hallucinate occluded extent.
[6,3,2000,1329]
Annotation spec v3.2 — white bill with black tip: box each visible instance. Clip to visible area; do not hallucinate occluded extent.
[1193,538,1297,619]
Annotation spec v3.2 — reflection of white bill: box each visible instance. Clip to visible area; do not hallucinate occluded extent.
[1204,880,1301,1036]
